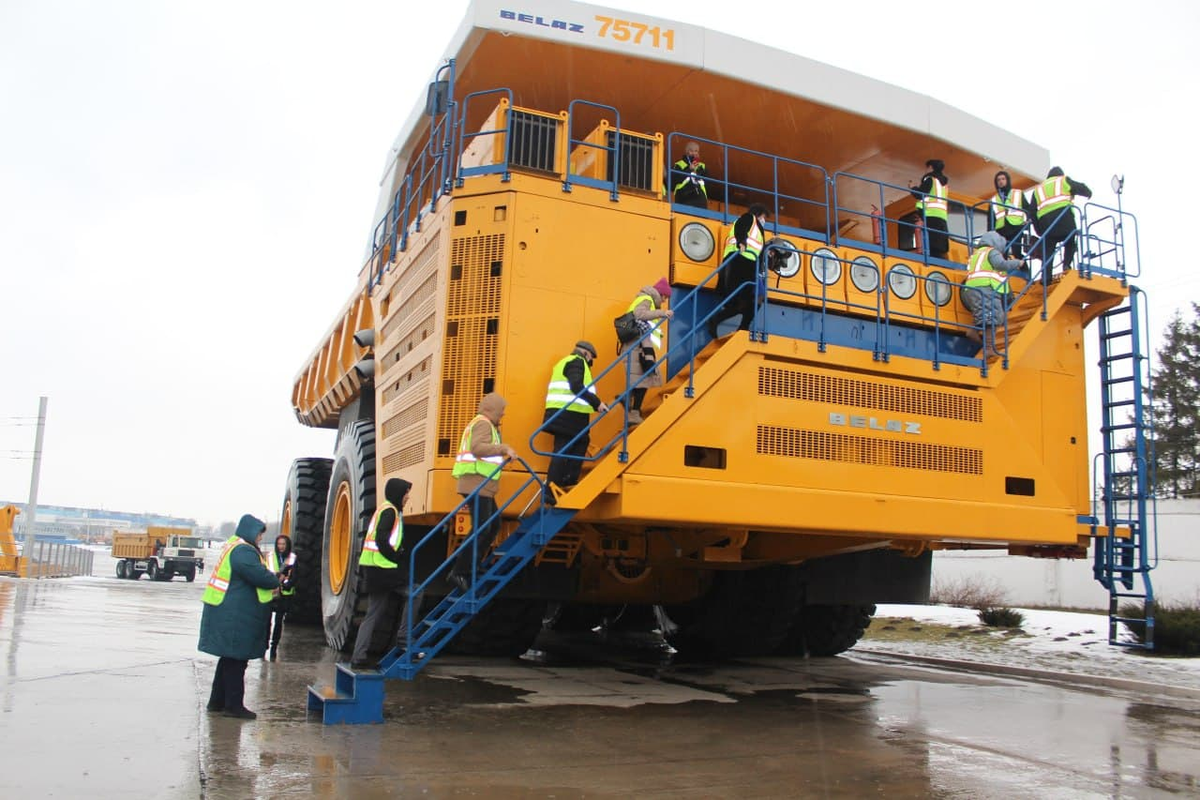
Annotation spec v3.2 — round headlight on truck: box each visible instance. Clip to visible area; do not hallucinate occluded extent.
[888,264,917,299]
[679,222,715,262]
[849,256,879,292]
[811,247,841,286]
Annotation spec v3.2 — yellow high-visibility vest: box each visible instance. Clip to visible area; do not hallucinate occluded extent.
[917,178,949,220]
[722,217,765,261]
[451,415,504,482]
[626,294,664,350]
[266,550,296,597]
[965,246,1011,295]
[990,190,1027,227]
[545,355,596,414]
[673,159,707,199]
[203,536,274,605]
[1034,176,1073,219]
[359,500,403,569]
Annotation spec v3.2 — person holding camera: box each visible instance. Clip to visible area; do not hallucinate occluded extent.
[618,278,674,425]
[670,141,708,209]
[264,533,295,661]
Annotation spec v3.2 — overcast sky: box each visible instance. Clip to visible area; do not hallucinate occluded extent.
[1,0,1197,527]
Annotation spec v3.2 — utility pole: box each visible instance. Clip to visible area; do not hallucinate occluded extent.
[23,397,48,578]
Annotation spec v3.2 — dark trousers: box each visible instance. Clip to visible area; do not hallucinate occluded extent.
[994,222,1025,259]
[924,216,949,258]
[351,586,423,662]
[267,596,289,648]
[548,428,589,489]
[1032,213,1079,273]
[710,255,757,333]
[208,657,248,711]
[454,493,499,577]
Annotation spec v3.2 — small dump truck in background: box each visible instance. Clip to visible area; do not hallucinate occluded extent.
[112,528,205,582]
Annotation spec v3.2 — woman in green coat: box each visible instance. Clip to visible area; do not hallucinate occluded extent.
[198,514,280,719]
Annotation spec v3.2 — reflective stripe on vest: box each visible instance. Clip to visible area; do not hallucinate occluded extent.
[917,178,949,220]
[267,550,296,596]
[359,500,403,568]
[203,536,273,605]
[965,247,1011,295]
[991,190,1026,226]
[627,294,663,350]
[722,218,765,261]
[1035,177,1072,218]
[451,415,504,482]
[545,355,596,414]
[672,159,707,197]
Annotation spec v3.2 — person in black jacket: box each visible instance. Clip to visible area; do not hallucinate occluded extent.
[988,170,1028,259]
[709,204,768,337]
[1026,166,1093,276]
[670,141,708,209]
[542,342,609,502]
[348,478,418,669]
[909,159,950,259]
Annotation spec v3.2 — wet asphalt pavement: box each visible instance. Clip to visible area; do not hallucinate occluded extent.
[1,568,1198,799]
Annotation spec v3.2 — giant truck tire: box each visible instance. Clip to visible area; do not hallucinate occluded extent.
[320,421,376,651]
[663,566,804,658]
[778,604,876,657]
[445,597,548,657]
[185,566,196,582]
[280,457,333,625]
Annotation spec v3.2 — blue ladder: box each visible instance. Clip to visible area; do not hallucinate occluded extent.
[306,505,577,724]
[1093,286,1155,649]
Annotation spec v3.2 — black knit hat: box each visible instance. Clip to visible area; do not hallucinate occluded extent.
[384,478,412,506]
[926,159,945,173]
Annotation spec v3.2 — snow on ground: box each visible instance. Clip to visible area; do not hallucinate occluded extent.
[867,604,1200,692]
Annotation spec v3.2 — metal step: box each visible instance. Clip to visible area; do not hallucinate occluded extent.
[306,664,385,725]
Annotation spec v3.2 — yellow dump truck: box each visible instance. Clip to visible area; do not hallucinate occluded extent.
[287,0,1154,674]
[112,528,205,582]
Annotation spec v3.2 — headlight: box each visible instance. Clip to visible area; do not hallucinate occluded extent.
[766,239,801,278]
[925,271,951,306]
[811,248,841,286]
[679,222,715,262]
[849,256,879,293]
[888,264,917,299]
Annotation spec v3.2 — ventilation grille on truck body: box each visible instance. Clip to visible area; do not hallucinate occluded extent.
[509,109,558,174]
[758,366,982,423]
[604,131,656,193]
[757,425,983,475]
[437,234,504,455]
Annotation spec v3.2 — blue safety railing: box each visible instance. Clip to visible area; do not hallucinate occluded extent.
[562,100,622,200]
[665,133,832,243]
[1081,201,1141,280]
[454,88,516,185]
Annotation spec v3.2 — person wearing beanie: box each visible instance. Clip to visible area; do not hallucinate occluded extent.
[619,278,675,425]
[542,341,609,502]
[447,393,517,591]
[1026,166,1093,277]
[709,204,769,337]
[989,170,1028,259]
[908,159,951,259]
[198,514,281,719]
[963,230,1026,356]
[348,477,414,669]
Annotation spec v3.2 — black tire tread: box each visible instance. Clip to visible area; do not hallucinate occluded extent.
[283,457,333,625]
[322,421,376,651]
[446,597,547,657]
[665,566,804,658]
[795,604,875,657]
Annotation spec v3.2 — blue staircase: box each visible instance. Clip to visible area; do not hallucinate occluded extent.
[306,489,576,724]
[1092,286,1155,649]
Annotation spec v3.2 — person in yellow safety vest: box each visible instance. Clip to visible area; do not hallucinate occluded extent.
[709,204,769,338]
[347,478,415,669]
[197,514,281,720]
[447,393,517,592]
[670,140,708,209]
[619,277,674,425]
[962,231,1026,356]
[264,534,296,661]
[989,170,1028,259]
[910,158,950,259]
[542,341,609,504]
[1026,166,1093,278]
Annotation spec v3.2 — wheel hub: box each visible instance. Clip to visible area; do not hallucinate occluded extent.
[328,481,353,595]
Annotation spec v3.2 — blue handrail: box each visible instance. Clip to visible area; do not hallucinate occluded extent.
[564,100,622,200]
[665,132,832,242]
[454,88,516,185]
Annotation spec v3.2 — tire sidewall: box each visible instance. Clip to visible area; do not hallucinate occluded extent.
[320,422,376,650]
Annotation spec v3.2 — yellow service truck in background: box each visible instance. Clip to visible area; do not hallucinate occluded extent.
[112,528,205,582]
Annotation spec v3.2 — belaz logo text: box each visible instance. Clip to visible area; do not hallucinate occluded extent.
[829,412,921,435]
[501,10,585,33]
